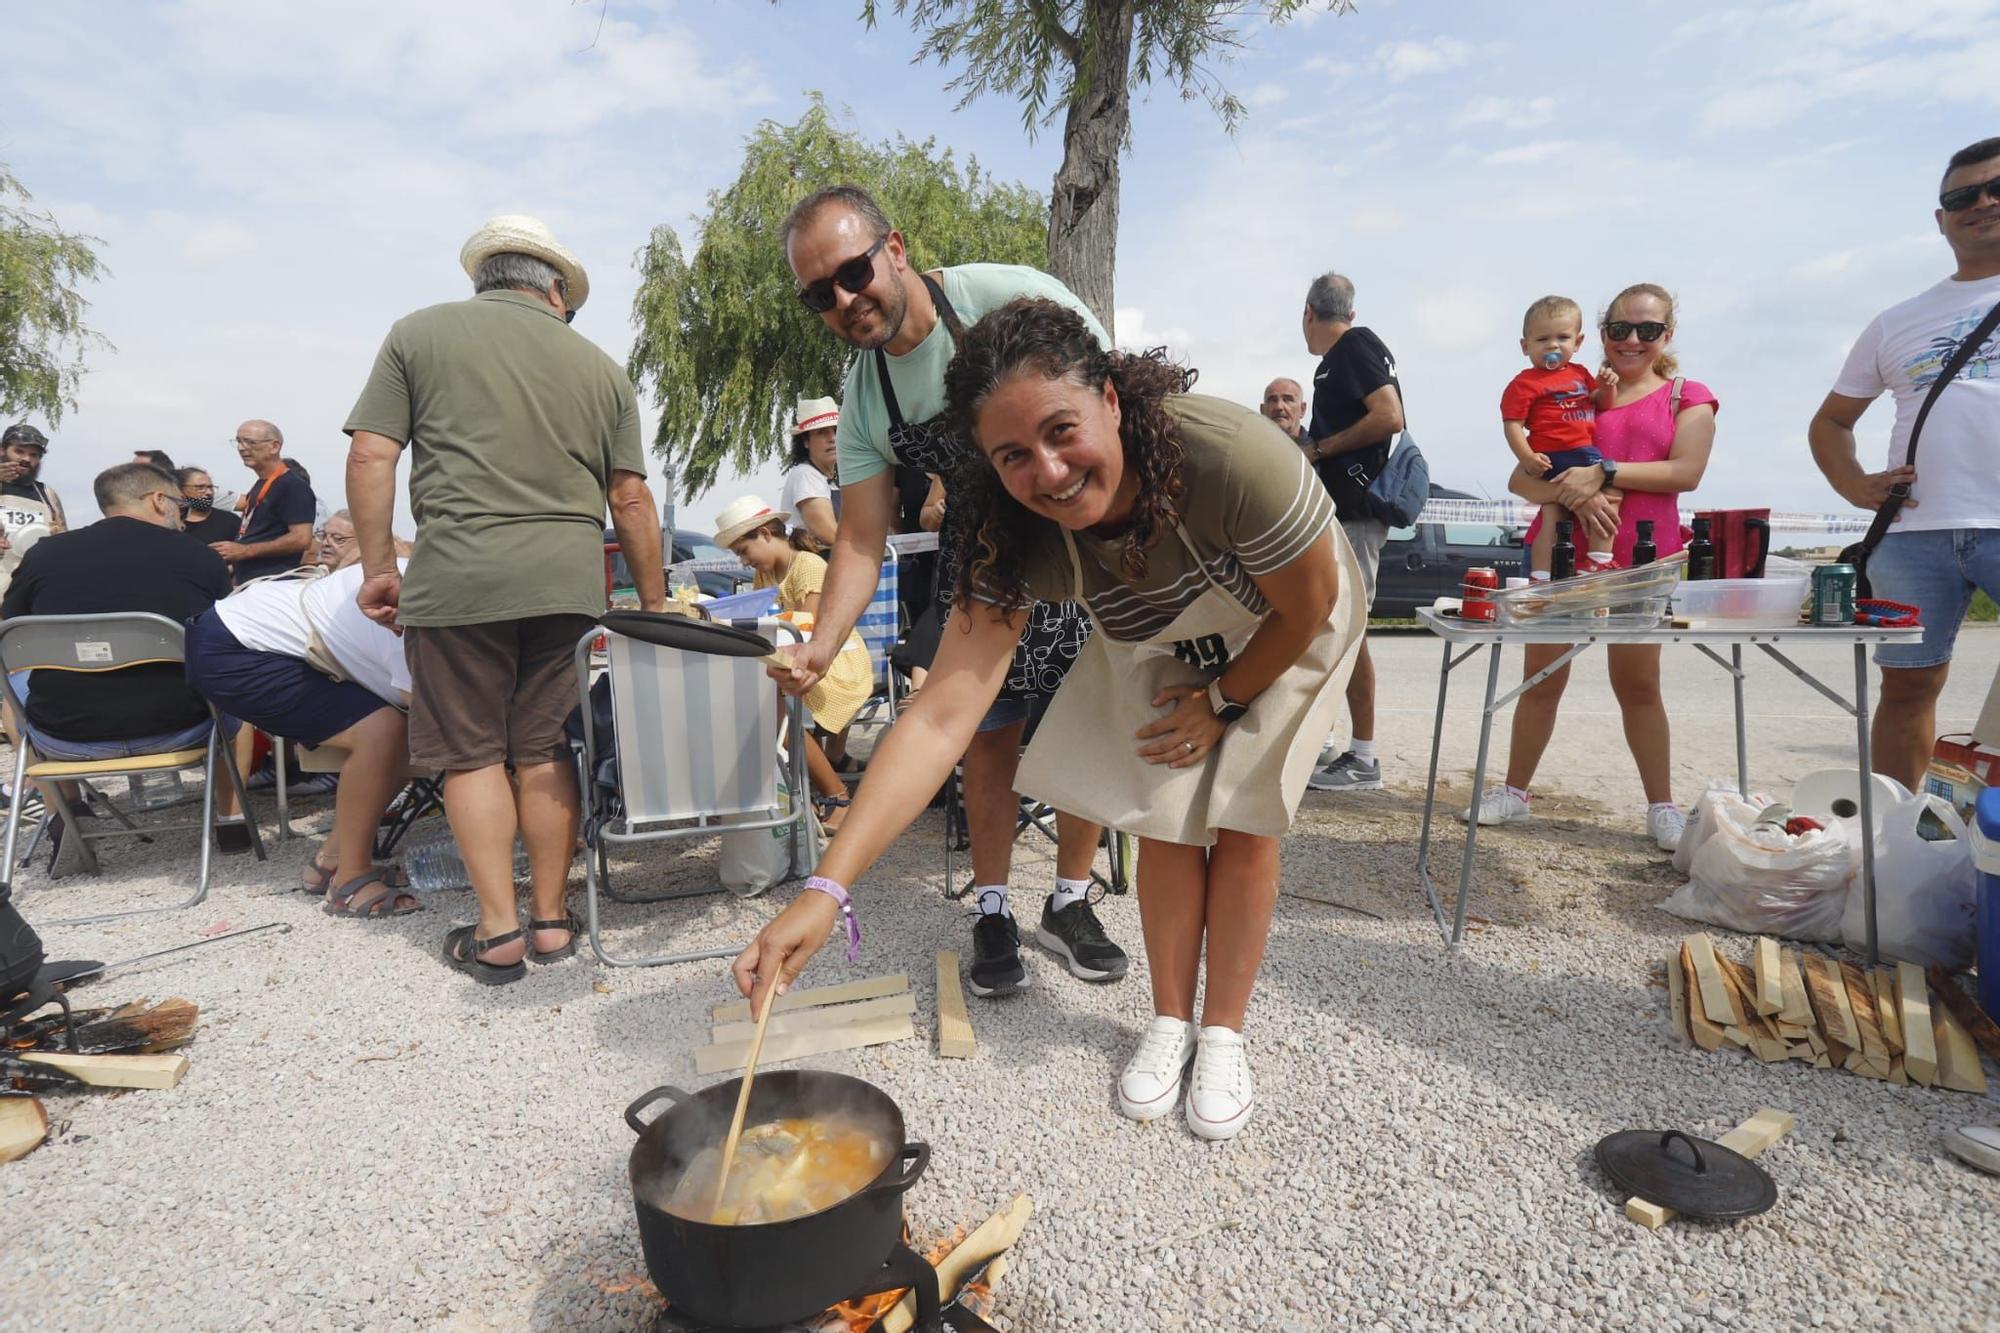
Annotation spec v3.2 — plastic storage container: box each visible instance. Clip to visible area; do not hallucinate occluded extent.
[701,586,781,623]
[1671,574,1810,628]
[1974,787,2000,1020]
[1490,553,1684,630]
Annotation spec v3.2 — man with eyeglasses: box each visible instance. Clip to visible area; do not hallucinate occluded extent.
[1297,272,1405,795]
[0,423,68,603]
[772,183,1128,1000]
[344,214,665,984]
[212,420,317,585]
[1809,136,2000,800]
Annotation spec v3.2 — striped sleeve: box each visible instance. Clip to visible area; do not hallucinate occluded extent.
[1230,423,1338,577]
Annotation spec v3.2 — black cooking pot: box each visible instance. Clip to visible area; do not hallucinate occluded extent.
[625,1071,929,1329]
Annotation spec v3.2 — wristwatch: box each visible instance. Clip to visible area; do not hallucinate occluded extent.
[1598,457,1619,485]
[1207,679,1250,724]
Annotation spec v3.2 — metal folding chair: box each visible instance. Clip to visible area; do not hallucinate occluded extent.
[275,737,442,860]
[574,617,812,968]
[0,612,265,925]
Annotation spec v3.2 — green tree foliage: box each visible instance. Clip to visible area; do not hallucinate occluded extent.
[627,96,1046,498]
[0,165,109,425]
[861,1,1350,331]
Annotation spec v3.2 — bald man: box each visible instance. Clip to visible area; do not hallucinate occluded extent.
[213,418,318,584]
[1260,377,1308,444]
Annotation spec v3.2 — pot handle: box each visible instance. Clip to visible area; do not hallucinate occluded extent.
[864,1140,931,1198]
[624,1085,689,1136]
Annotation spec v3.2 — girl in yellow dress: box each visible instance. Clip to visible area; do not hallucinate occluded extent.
[713,496,874,830]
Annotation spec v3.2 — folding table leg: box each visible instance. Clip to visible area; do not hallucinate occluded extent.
[1732,643,1748,797]
[1448,645,1507,947]
[1852,643,1880,966]
[1415,634,1457,934]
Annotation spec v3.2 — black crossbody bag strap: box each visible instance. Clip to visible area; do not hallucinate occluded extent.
[1854,296,2000,557]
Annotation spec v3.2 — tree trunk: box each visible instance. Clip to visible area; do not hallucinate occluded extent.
[1046,0,1133,340]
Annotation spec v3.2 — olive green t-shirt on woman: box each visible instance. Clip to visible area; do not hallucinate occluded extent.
[342,289,647,628]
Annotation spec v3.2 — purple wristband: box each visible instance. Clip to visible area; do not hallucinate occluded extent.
[804,875,861,964]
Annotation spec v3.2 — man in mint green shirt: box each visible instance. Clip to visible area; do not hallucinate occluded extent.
[770,184,1126,1001]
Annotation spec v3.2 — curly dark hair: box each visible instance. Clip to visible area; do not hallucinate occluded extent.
[942,298,1193,618]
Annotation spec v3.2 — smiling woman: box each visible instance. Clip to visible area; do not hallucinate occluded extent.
[735,299,1367,1143]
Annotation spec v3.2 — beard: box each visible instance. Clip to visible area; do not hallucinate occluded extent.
[835,275,908,352]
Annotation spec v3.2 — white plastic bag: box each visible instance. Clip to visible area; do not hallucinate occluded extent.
[1839,790,1977,968]
[719,770,822,898]
[1659,788,1854,942]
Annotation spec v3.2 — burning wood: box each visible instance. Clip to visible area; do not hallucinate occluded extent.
[4,997,198,1055]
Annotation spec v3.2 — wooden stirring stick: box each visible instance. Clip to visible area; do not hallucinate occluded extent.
[710,978,782,1221]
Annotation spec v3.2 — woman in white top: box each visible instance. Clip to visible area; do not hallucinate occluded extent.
[778,395,841,547]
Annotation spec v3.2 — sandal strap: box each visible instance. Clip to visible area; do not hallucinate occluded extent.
[448,924,524,961]
[527,910,581,933]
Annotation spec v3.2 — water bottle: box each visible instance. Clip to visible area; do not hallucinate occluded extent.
[399,833,531,893]
[1550,520,1576,581]
[127,771,186,810]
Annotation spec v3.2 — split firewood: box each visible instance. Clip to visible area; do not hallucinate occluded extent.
[1681,945,1727,1052]
[1840,962,1891,1065]
[1752,938,1784,1016]
[1666,953,1692,1047]
[1778,949,1816,1027]
[1719,958,1787,1061]
[1684,935,1742,1030]
[1802,953,1858,1063]
[1870,968,1904,1056]
[1926,967,2000,1066]
[1897,962,1938,1088]
[1933,1003,1988,1095]
[0,1097,47,1163]
[881,1194,1033,1333]
[13,1051,188,1090]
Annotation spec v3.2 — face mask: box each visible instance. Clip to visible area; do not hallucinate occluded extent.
[184,494,214,513]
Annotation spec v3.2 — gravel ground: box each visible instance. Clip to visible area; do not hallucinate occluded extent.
[7,629,2000,1330]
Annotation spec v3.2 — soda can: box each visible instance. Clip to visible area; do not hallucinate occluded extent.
[1812,563,1857,626]
[1461,567,1498,622]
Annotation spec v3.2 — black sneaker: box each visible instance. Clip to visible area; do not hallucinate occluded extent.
[1034,894,1130,982]
[967,911,1028,998]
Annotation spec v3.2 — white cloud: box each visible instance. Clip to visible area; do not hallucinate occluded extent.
[1454,95,1556,130]
[1374,37,1474,81]
[1480,140,1580,167]
[1244,82,1291,109]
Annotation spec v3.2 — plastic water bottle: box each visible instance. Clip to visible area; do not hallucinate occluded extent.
[127,771,186,810]
[400,833,531,893]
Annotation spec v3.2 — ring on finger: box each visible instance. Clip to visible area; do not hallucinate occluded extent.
[1182,740,1194,754]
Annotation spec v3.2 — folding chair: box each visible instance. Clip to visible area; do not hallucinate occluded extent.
[274,737,443,861]
[835,546,910,763]
[0,612,265,925]
[574,615,813,968]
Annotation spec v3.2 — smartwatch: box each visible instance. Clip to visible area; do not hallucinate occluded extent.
[1598,457,1619,485]
[1207,679,1250,724]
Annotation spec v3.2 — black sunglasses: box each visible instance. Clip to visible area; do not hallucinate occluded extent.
[1602,320,1668,343]
[796,235,887,313]
[1940,177,2000,212]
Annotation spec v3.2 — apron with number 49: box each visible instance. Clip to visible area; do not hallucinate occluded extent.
[1016,518,1365,847]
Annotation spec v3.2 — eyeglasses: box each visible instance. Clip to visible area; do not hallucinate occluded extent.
[1602,320,1669,343]
[231,435,274,447]
[796,235,887,313]
[1940,177,2000,212]
[322,530,355,547]
[555,276,577,325]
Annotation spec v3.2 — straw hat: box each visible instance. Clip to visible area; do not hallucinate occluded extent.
[792,396,840,436]
[459,214,591,312]
[712,496,792,549]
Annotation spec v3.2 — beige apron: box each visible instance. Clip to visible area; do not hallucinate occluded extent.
[1015,518,1365,847]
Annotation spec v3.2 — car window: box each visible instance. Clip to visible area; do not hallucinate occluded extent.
[1387,525,1418,542]
[1443,523,1508,547]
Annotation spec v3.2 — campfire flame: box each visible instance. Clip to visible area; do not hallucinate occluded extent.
[826,1224,1000,1331]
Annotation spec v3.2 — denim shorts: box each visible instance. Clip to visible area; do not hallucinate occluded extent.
[976,692,1041,734]
[1867,527,2000,669]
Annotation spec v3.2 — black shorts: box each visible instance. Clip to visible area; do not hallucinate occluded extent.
[184,610,393,748]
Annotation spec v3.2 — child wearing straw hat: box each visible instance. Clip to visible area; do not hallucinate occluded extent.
[715,495,873,830]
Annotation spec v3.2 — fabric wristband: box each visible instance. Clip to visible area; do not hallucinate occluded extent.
[804,874,861,963]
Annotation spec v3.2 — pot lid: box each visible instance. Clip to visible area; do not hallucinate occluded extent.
[1595,1129,1776,1219]
[599,610,773,659]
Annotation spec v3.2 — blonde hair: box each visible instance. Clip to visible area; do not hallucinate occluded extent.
[1522,295,1582,336]
[1600,282,1680,379]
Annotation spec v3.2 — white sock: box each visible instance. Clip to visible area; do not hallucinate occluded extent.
[975,884,1011,917]
[1648,801,1680,815]
[1506,785,1531,804]
[1050,877,1090,912]
[1348,738,1377,763]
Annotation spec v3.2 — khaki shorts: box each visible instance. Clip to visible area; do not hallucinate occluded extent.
[1340,516,1389,610]
[404,614,596,771]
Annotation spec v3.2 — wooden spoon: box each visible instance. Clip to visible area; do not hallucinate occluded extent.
[709,978,781,1221]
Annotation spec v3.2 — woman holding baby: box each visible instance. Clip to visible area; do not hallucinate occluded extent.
[1463,281,1717,851]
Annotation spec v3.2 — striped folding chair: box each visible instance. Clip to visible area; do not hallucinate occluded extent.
[573,616,813,968]
[855,546,902,703]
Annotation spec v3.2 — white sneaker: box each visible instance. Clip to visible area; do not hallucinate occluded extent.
[1186,1026,1254,1141]
[1460,786,1530,827]
[1648,804,1687,852]
[1117,1015,1196,1122]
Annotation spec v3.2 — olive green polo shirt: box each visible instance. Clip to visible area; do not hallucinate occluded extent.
[343,289,647,627]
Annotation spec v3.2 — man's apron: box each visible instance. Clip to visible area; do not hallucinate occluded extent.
[1016,519,1365,847]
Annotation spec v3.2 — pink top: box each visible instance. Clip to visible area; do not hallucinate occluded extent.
[1523,377,1718,566]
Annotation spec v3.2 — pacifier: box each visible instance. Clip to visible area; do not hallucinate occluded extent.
[1541,350,1565,370]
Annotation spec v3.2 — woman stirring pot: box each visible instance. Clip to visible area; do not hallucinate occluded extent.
[736,300,1364,1140]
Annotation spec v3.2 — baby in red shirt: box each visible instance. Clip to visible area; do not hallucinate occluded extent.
[1501,295,1618,577]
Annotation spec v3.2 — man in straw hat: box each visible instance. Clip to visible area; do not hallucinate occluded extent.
[774,183,1128,999]
[343,214,667,984]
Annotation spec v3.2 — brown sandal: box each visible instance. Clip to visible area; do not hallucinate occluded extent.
[324,871,419,918]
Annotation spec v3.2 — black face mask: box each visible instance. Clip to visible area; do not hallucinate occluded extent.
[183,494,214,513]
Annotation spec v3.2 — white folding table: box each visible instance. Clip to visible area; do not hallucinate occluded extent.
[1412,608,1923,961]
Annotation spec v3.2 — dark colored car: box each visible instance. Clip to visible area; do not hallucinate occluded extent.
[604,528,751,599]
[1370,485,1526,619]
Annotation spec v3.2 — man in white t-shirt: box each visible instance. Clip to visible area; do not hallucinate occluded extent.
[1809,135,2000,794]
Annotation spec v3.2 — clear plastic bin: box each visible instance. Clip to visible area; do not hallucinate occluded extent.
[1490,553,1685,628]
[1671,575,1809,628]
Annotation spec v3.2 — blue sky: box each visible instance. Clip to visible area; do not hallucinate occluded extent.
[4,0,1997,532]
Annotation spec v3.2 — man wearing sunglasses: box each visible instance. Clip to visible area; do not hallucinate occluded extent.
[773,184,1128,1000]
[1809,136,2000,800]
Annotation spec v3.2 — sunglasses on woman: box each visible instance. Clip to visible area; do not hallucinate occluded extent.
[796,235,887,313]
[1940,177,2000,212]
[1602,320,1668,343]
